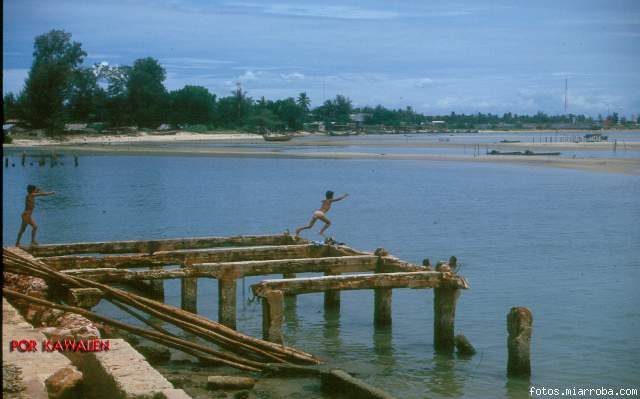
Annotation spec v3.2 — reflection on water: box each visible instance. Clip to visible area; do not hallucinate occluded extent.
[2,152,639,398]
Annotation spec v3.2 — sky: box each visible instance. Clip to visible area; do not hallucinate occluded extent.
[3,0,640,116]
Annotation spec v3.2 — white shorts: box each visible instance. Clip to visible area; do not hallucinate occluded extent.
[313,210,325,218]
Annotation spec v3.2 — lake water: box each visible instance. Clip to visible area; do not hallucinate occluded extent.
[3,149,639,398]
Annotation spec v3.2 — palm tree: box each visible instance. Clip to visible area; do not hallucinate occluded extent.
[296,92,311,112]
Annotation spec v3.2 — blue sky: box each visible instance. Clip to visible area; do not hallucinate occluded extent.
[3,0,640,116]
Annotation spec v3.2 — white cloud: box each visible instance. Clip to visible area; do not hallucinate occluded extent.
[226,2,400,20]
[237,70,262,82]
[280,72,305,81]
[416,78,434,87]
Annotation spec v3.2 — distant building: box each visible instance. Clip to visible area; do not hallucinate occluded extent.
[431,120,446,125]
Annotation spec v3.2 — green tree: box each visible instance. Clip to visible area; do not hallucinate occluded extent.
[19,29,86,133]
[296,92,311,112]
[67,67,104,122]
[94,63,132,127]
[169,85,216,126]
[3,93,18,122]
[127,58,168,128]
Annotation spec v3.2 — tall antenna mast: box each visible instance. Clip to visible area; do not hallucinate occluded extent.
[564,78,568,114]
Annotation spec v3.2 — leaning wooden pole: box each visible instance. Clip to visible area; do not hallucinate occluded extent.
[2,288,262,372]
[3,248,321,364]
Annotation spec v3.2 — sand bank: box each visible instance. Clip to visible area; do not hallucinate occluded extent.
[5,143,639,175]
[7,131,264,146]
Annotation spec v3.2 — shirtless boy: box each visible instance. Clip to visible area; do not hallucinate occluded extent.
[16,185,55,246]
[295,191,348,237]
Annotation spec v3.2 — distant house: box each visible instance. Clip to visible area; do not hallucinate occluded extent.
[431,120,446,125]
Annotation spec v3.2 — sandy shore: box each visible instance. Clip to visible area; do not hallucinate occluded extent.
[7,131,264,146]
[5,142,639,175]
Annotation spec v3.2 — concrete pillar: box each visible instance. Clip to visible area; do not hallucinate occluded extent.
[180,277,198,313]
[148,266,164,300]
[283,272,297,307]
[218,278,237,329]
[507,307,532,377]
[261,291,284,344]
[433,287,460,353]
[324,272,340,310]
[374,288,392,326]
[374,253,392,326]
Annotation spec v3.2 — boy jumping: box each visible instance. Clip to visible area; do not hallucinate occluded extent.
[16,185,55,247]
[296,191,348,237]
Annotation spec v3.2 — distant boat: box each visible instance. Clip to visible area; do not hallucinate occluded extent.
[499,140,521,143]
[584,133,608,142]
[263,134,292,142]
[488,150,561,156]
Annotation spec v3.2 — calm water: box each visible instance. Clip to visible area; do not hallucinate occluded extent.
[3,150,639,399]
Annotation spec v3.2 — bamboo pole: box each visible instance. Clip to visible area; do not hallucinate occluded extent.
[3,288,261,372]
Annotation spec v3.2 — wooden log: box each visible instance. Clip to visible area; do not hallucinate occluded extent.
[433,287,460,353]
[3,288,262,372]
[252,271,466,297]
[507,307,532,377]
[218,278,237,329]
[262,290,284,343]
[27,234,305,257]
[323,272,341,311]
[4,248,321,365]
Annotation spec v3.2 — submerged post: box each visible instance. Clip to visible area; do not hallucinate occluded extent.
[433,287,460,353]
[374,250,392,326]
[180,264,198,313]
[261,290,284,343]
[507,307,532,377]
[218,277,237,329]
[324,272,340,310]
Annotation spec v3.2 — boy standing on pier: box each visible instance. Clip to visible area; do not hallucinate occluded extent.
[16,185,55,247]
[296,191,348,238]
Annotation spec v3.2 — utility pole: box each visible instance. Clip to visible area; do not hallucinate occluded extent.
[564,78,568,114]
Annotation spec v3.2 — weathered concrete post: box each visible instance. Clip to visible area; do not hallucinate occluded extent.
[433,286,460,353]
[324,272,340,310]
[374,250,392,326]
[148,266,165,300]
[507,307,532,377]
[262,290,284,344]
[218,277,237,329]
[283,272,297,306]
[180,270,198,314]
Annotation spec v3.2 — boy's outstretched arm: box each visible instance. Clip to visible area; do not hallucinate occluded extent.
[331,193,349,202]
[34,189,55,196]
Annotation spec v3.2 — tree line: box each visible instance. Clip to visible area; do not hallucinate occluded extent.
[3,30,635,136]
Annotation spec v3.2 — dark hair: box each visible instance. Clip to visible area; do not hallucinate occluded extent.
[27,185,37,194]
[325,190,334,199]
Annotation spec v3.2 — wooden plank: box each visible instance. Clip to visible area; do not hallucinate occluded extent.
[27,234,306,256]
[40,244,322,270]
[252,271,468,297]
